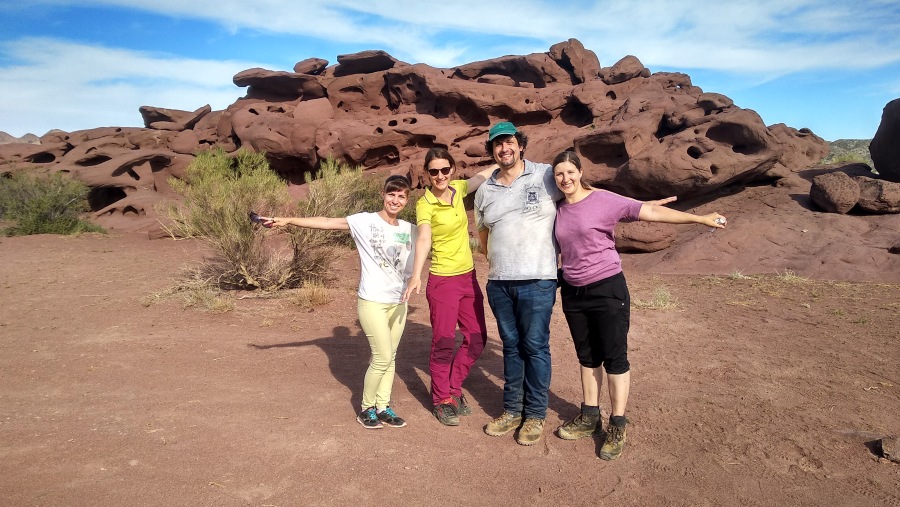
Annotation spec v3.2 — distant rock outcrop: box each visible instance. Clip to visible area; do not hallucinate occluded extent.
[0,132,40,145]
[0,38,830,234]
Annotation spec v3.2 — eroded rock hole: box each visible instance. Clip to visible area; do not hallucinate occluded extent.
[561,99,593,128]
[88,186,126,211]
[79,156,112,167]
[25,152,56,164]
[578,139,629,169]
[706,123,765,156]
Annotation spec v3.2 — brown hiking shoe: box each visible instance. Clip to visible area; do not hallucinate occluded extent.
[557,412,601,440]
[484,412,522,436]
[451,394,472,416]
[433,399,460,426]
[600,416,628,460]
[516,418,544,446]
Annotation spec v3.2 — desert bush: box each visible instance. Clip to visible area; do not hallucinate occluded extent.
[296,158,417,246]
[160,152,416,294]
[0,170,104,236]
[161,148,294,290]
[284,158,418,282]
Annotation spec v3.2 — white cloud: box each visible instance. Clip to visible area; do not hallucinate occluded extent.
[3,0,899,137]
[0,37,262,136]
[29,0,899,73]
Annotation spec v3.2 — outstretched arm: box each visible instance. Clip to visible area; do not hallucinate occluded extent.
[645,196,677,207]
[402,224,433,302]
[262,216,350,230]
[638,204,726,228]
[465,164,499,194]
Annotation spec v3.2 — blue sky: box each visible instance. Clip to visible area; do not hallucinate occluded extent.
[1,1,899,141]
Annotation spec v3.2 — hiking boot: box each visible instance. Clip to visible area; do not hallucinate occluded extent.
[484,412,522,436]
[600,416,628,460]
[516,418,544,446]
[376,406,407,428]
[557,411,601,440]
[357,407,383,429]
[451,394,472,416]
[433,400,460,426]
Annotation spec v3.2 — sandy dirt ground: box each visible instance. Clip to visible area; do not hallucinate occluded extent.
[1,232,898,506]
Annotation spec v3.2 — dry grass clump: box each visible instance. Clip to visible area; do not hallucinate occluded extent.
[141,272,235,313]
[288,281,332,308]
[633,285,679,310]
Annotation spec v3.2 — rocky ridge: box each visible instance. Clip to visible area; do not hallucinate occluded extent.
[0,39,898,277]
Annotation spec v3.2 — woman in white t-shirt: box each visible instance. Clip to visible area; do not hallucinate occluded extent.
[263,175,416,430]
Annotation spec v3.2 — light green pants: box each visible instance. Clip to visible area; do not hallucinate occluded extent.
[357,298,408,410]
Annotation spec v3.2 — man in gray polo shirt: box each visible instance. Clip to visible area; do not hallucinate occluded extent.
[474,121,563,446]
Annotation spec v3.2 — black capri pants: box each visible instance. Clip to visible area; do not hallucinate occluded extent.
[560,271,631,374]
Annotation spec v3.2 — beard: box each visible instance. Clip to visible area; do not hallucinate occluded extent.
[495,151,521,170]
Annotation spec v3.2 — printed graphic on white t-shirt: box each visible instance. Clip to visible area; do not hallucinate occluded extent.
[368,223,412,280]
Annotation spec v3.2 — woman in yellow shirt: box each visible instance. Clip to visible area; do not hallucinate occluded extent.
[403,147,495,426]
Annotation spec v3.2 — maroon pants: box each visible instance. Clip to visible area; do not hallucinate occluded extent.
[426,270,488,406]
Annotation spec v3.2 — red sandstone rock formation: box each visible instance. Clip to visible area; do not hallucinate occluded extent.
[0,38,831,236]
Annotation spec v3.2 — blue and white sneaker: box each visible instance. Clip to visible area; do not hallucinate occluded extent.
[357,407,383,429]
[376,406,407,428]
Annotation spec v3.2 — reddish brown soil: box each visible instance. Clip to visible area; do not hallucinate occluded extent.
[1,232,898,506]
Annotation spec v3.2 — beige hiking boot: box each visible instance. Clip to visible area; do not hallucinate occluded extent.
[516,418,544,446]
[600,416,628,460]
[557,412,602,440]
[484,412,522,436]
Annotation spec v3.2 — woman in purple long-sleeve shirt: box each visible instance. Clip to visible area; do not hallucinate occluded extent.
[551,150,727,461]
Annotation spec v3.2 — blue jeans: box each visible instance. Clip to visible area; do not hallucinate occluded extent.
[486,279,557,419]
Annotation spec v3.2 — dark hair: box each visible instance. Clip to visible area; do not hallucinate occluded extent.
[383,174,411,194]
[484,131,529,159]
[424,147,455,171]
[552,150,591,190]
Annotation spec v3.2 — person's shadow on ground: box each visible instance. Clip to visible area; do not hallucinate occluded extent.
[248,307,580,422]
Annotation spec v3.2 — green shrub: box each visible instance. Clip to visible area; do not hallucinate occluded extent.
[0,170,104,236]
[160,151,418,293]
[296,158,417,246]
[282,158,420,283]
[161,148,294,290]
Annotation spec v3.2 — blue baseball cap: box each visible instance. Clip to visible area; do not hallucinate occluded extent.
[488,121,518,141]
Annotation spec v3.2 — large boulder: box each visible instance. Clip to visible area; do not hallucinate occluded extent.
[601,55,651,85]
[548,38,602,84]
[854,176,900,213]
[294,57,328,75]
[334,50,400,77]
[233,68,326,101]
[453,52,576,88]
[869,98,900,182]
[810,171,860,214]
[140,104,211,131]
